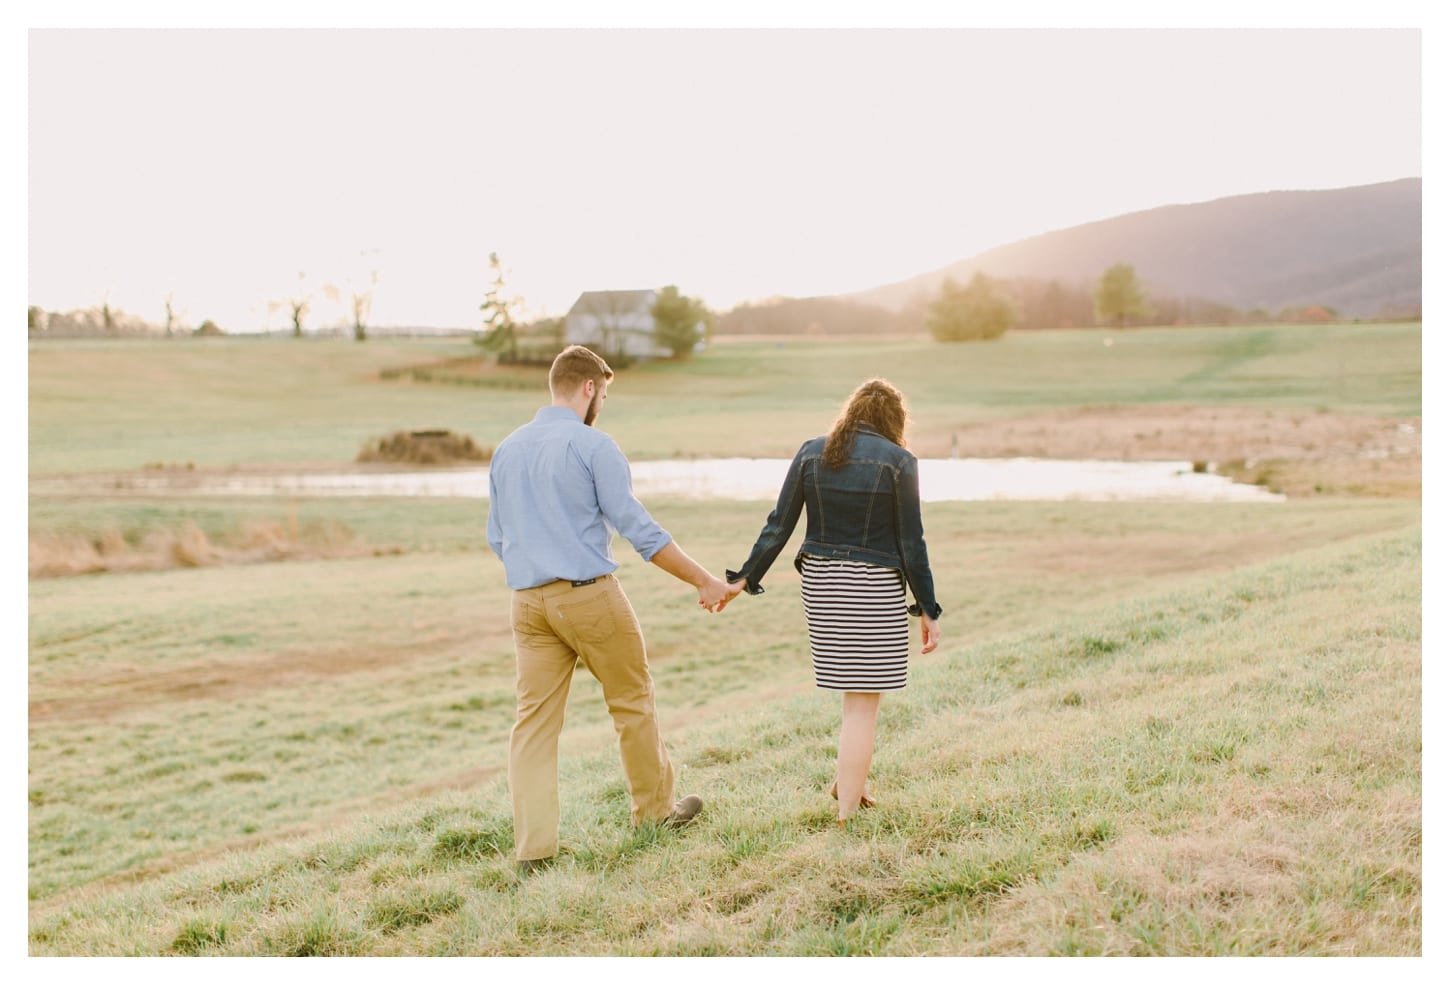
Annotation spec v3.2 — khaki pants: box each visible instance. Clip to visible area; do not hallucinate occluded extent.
[508,574,675,861]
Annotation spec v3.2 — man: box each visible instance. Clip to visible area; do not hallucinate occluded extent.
[487,344,733,875]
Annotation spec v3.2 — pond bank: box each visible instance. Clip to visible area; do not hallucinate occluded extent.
[30,458,1286,503]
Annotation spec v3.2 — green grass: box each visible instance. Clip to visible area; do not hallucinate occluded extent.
[26,327,1422,954]
[27,496,1420,954]
[28,496,1421,951]
[27,322,1421,472]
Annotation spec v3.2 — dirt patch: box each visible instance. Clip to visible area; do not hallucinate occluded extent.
[27,633,490,725]
[913,406,1420,498]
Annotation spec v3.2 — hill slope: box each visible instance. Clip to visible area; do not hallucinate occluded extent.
[848,178,1421,319]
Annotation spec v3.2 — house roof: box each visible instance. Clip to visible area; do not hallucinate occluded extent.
[566,290,656,316]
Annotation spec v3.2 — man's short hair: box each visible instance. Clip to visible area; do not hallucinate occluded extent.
[549,344,614,397]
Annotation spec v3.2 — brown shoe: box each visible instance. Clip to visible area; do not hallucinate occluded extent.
[661,794,703,829]
[830,781,877,809]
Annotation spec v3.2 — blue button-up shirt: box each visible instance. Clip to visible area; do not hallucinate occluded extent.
[486,405,672,590]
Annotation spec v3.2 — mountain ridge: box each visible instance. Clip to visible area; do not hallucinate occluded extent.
[842,177,1421,320]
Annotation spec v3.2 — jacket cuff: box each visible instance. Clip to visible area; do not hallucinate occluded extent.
[908,601,942,619]
[725,569,765,596]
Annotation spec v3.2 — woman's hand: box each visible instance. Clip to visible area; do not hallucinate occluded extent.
[717,578,747,612]
[921,615,941,654]
[701,577,747,613]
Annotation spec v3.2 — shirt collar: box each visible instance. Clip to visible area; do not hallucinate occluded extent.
[535,405,584,424]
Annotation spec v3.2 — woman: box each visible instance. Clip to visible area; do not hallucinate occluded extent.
[725,378,942,825]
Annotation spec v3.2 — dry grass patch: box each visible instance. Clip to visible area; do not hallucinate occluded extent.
[29,517,394,578]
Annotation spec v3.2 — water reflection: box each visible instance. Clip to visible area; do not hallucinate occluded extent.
[70,458,1285,503]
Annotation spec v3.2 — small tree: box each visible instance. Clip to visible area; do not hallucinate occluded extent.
[478,252,522,361]
[1094,263,1151,328]
[926,272,1016,342]
[288,272,311,338]
[651,285,713,358]
[351,270,379,342]
[164,293,177,337]
[28,305,45,334]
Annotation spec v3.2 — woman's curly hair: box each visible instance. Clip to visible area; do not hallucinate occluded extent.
[823,378,909,469]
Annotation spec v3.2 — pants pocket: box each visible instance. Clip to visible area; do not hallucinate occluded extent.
[554,592,616,645]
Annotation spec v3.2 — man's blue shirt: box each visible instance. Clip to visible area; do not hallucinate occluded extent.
[486,405,672,590]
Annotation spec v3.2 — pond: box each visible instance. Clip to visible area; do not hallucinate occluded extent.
[61,458,1285,503]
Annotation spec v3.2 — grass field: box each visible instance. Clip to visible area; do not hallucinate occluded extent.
[27,322,1421,473]
[26,326,1422,955]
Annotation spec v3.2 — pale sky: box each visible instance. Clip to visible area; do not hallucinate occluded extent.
[27,22,1424,332]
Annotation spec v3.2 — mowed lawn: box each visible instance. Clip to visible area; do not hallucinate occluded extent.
[27,496,1421,954]
[26,326,1422,954]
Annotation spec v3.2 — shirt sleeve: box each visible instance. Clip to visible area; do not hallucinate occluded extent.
[893,453,942,620]
[589,438,672,562]
[486,456,504,559]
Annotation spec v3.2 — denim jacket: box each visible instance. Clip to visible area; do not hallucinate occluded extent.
[727,426,942,620]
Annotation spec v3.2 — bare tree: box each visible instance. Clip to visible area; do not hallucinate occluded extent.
[351,268,379,342]
[478,252,523,361]
[288,272,311,338]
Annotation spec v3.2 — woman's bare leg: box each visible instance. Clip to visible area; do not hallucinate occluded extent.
[835,691,882,821]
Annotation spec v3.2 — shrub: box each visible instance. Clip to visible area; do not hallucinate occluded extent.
[356,430,491,466]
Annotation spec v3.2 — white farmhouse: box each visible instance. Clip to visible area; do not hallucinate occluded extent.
[564,289,672,361]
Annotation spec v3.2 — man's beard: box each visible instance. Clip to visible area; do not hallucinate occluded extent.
[584,389,601,426]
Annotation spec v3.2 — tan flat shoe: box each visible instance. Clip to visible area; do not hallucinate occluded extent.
[830,781,877,809]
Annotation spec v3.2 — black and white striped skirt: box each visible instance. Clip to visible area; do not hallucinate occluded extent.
[799,554,910,692]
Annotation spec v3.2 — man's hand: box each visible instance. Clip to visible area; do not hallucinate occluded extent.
[697,575,735,613]
[921,615,941,653]
[712,578,747,613]
[650,542,743,614]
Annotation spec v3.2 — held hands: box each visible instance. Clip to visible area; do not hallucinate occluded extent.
[698,575,745,613]
[724,578,746,608]
[920,614,941,654]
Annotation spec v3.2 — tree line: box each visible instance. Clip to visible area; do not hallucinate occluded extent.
[713,264,1355,342]
[28,258,1360,347]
